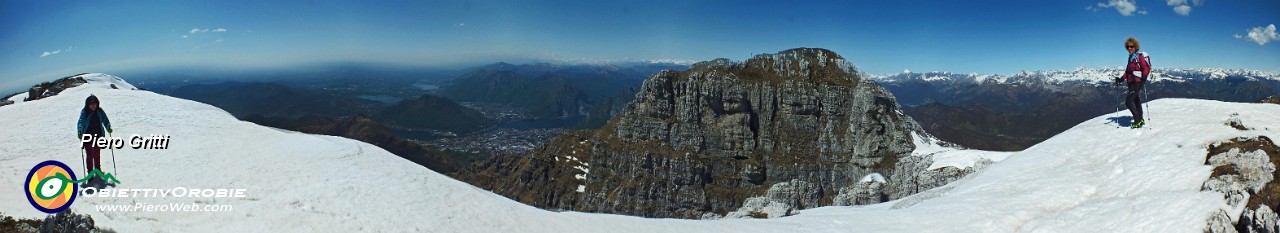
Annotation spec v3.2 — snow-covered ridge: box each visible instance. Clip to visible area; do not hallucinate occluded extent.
[869,68,1280,85]
[3,74,1279,232]
[78,73,138,90]
[3,73,137,106]
[910,131,1014,170]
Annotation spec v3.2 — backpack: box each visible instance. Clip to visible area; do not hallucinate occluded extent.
[1129,52,1151,82]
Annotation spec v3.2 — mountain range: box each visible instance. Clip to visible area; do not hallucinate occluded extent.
[870,68,1280,150]
[438,62,686,120]
[375,94,495,133]
[4,63,1280,232]
[162,82,495,136]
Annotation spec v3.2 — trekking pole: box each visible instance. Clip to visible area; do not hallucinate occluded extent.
[108,131,117,177]
[79,142,86,175]
[1115,91,1122,118]
[1144,86,1151,122]
[1115,82,1124,127]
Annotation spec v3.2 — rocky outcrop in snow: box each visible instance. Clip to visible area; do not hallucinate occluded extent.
[1,73,137,108]
[884,154,994,200]
[1203,135,1280,233]
[833,173,887,205]
[38,210,101,233]
[721,179,818,219]
[1240,205,1280,233]
[459,48,991,218]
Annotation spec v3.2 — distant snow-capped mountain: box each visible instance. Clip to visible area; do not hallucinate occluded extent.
[869,68,1280,86]
[3,73,1279,232]
[868,67,1280,151]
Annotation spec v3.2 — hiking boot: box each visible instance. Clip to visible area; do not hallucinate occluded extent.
[1131,120,1145,128]
[87,177,102,188]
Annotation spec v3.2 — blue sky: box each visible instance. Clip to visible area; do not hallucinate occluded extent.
[2,0,1278,92]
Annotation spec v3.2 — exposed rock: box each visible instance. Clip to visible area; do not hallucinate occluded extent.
[834,173,887,205]
[723,196,793,219]
[1202,136,1280,233]
[38,210,96,233]
[885,154,993,200]
[1228,113,1252,131]
[1209,209,1240,233]
[26,74,89,101]
[0,212,40,233]
[1260,96,1280,105]
[722,179,819,218]
[1241,205,1280,233]
[458,48,967,218]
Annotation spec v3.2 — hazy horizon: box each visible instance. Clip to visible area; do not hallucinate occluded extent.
[3,0,1279,93]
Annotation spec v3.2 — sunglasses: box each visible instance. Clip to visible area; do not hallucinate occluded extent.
[1125,45,1135,49]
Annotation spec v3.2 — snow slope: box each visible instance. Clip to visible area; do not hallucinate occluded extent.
[2,75,1278,232]
[911,131,1014,170]
[4,73,135,105]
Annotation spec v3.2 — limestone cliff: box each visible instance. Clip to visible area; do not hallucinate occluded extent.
[460,48,946,218]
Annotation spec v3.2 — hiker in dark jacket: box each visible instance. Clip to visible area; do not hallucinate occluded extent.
[77,95,112,182]
[1114,37,1150,128]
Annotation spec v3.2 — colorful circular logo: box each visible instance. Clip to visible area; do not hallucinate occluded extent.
[24,160,79,214]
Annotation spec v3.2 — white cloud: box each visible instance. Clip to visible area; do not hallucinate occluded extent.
[1166,0,1202,16]
[182,35,189,39]
[40,50,61,58]
[1172,5,1191,15]
[1095,0,1138,16]
[1237,24,1280,46]
[187,27,227,35]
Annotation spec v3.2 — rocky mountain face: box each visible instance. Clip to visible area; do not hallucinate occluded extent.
[458,48,958,218]
[573,87,638,129]
[245,114,461,173]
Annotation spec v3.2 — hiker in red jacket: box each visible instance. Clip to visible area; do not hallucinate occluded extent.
[1114,37,1150,128]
